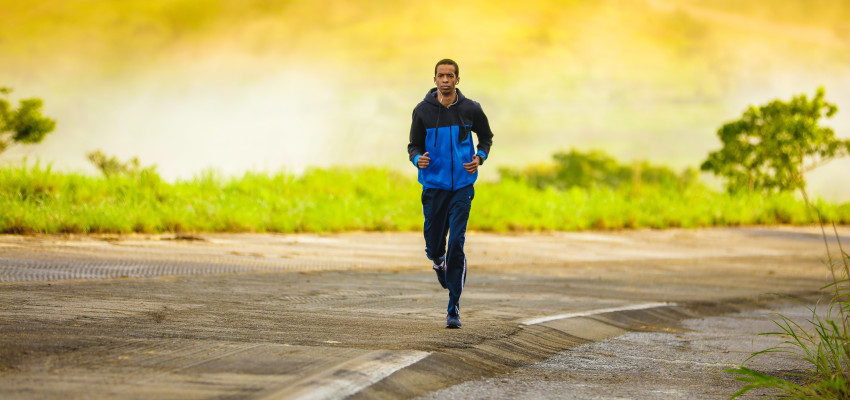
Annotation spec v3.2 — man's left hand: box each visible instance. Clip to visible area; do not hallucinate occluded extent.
[463,155,481,174]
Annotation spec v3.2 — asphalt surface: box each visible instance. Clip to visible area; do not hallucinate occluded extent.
[417,303,817,399]
[0,227,847,399]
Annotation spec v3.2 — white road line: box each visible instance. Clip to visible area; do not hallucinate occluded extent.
[269,350,430,400]
[522,302,675,326]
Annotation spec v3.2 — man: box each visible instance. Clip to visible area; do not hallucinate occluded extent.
[407,59,494,329]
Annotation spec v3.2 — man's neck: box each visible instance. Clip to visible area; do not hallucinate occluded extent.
[437,90,456,107]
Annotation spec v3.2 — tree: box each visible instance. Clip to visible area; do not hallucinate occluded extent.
[0,87,56,154]
[701,87,850,195]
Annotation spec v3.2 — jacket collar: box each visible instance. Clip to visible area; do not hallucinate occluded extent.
[425,88,465,108]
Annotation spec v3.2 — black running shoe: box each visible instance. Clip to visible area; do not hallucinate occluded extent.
[446,313,461,329]
[433,260,447,289]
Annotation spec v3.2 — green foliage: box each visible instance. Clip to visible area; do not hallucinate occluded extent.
[86,150,157,178]
[0,164,423,234]
[702,87,850,194]
[0,87,56,154]
[1,163,848,234]
[479,174,843,231]
[499,149,696,191]
[727,365,847,399]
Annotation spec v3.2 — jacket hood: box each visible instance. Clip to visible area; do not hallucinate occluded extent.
[424,88,467,107]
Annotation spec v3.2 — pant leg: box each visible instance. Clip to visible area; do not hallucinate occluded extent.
[422,188,450,263]
[446,185,474,316]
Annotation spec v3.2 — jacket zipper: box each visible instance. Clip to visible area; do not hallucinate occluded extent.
[445,103,454,190]
[434,106,441,146]
[435,97,461,190]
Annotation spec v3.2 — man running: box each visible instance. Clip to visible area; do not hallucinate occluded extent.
[407,58,494,329]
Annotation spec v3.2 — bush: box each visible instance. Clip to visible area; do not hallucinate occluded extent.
[499,148,695,191]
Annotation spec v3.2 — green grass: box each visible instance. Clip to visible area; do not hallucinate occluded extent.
[480,177,850,231]
[1,163,848,234]
[0,164,422,234]
[727,227,850,399]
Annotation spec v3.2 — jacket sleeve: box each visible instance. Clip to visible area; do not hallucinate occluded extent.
[408,107,426,166]
[473,105,493,162]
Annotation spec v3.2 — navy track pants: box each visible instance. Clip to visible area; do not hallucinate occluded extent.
[422,184,474,317]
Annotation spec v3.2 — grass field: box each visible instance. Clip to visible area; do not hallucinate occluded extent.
[2,163,848,234]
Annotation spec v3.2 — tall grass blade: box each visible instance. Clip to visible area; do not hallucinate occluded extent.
[727,210,850,399]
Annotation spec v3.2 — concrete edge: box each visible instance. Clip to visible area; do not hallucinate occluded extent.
[348,290,825,400]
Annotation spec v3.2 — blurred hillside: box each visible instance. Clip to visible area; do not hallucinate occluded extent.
[1,0,849,198]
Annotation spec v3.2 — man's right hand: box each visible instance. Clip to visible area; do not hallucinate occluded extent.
[417,152,430,169]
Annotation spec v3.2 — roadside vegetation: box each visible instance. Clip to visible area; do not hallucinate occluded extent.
[0,163,421,234]
[1,153,848,235]
[0,86,55,155]
[2,87,849,235]
[728,227,850,399]
[722,89,850,398]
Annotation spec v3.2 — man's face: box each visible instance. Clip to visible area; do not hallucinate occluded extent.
[434,64,459,96]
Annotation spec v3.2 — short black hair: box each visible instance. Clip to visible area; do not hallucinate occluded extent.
[434,59,459,77]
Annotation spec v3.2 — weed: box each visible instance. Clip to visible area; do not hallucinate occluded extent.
[727,223,850,399]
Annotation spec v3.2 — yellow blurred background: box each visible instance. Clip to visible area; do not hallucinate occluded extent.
[2,0,849,198]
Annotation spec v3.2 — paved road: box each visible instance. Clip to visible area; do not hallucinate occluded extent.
[0,227,846,399]
[417,303,817,399]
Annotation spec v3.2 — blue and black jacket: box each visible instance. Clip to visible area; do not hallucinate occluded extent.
[408,88,494,191]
